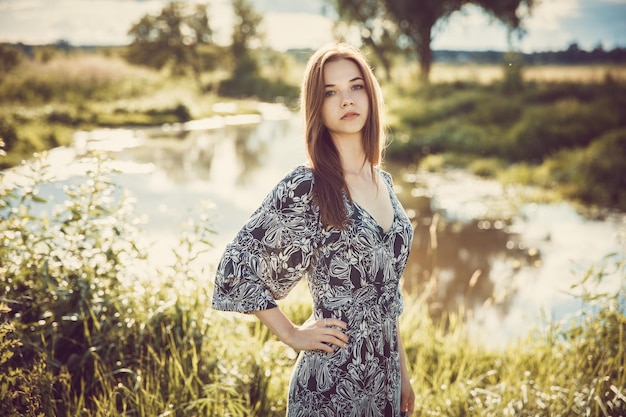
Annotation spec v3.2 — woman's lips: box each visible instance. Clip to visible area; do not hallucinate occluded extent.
[341,112,360,120]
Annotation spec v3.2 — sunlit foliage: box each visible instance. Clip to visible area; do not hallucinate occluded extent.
[126,1,216,82]
[386,75,626,210]
[0,154,284,415]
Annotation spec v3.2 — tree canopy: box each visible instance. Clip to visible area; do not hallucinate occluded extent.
[125,1,214,81]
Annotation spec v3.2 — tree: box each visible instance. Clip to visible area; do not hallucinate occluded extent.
[382,0,462,83]
[218,0,265,97]
[328,0,535,83]
[231,0,264,59]
[126,1,214,83]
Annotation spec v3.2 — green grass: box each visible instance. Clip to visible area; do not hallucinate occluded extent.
[1,153,624,416]
[384,75,626,211]
[0,53,156,103]
[0,51,295,170]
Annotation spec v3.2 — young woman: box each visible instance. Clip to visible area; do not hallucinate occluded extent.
[212,43,415,416]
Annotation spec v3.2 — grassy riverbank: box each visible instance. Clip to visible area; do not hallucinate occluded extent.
[0,50,297,169]
[2,50,625,211]
[384,65,626,212]
[1,154,624,416]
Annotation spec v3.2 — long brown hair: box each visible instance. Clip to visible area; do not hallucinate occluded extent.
[301,43,385,229]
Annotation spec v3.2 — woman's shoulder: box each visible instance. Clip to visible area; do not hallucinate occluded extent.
[281,165,314,187]
[271,164,315,202]
[287,164,314,178]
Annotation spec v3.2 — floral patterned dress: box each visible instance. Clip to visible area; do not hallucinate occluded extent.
[212,165,414,417]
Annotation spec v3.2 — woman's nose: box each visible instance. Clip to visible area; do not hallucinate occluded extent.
[341,94,355,107]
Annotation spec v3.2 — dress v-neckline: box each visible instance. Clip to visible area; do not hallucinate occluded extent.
[354,200,396,235]
[350,172,396,235]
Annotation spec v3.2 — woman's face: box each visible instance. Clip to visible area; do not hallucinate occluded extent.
[320,58,369,141]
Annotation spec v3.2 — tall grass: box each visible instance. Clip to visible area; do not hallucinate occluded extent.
[399,253,626,416]
[0,54,156,104]
[0,152,307,416]
[1,153,625,416]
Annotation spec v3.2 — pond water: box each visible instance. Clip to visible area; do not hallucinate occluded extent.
[7,105,625,348]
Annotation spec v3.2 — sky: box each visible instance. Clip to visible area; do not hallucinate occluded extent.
[0,0,624,52]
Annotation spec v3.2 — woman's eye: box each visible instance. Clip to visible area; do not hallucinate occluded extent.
[352,84,364,90]
[324,90,336,97]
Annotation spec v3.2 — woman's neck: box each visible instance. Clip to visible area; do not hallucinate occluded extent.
[333,134,370,177]
[343,160,372,180]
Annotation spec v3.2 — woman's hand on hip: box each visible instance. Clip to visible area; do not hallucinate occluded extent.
[254,308,348,353]
[285,317,349,353]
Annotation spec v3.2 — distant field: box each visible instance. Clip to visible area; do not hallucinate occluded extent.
[427,63,626,84]
[284,60,626,86]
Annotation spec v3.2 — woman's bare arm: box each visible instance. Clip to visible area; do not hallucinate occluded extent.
[254,307,348,353]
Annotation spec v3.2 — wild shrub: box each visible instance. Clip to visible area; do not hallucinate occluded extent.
[0,154,152,411]
[386,78,626,209]
[0,44,24,75]
[543,128,626,209]
[389,79,626,162]
[505,97,621,161]
[0,153,289,416]
[466,94,523,128]
[500,52,525,94]
[468,157,505,178]
[0,303,63,417]
[218,75,298,102]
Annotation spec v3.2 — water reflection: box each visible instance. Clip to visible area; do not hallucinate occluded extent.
[392,176,542,322]
[118,116,295,187]
[390,165,624,345]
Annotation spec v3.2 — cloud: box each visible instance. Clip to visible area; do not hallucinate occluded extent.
[525,0,582,31]
[514,0,583,51]
[432,5,510,51]
[0,0,624,51]
[263,12,332,51]
[431,0,625,52]
[0,0,166,45]
[521,0,626,50]
[0,0,329,49]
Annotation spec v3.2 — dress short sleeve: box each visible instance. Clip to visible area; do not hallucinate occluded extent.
[211,166,320,313]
